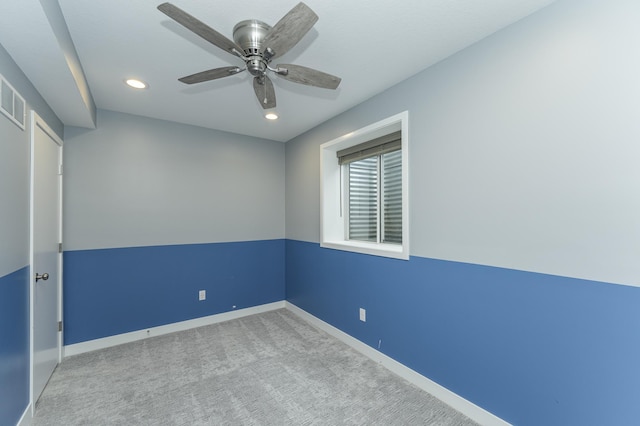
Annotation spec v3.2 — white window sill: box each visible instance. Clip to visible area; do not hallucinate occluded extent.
[321,240,409,260]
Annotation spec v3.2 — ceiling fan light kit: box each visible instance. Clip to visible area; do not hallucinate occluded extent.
[157,2,341,113]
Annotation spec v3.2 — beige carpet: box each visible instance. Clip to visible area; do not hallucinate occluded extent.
[33,309,478,425]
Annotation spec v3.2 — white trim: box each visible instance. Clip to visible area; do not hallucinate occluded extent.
[64,301,286,357]
[18,402,32,426]
[285,302,511,426]
[58,143,64,363]
[320,111,409,260]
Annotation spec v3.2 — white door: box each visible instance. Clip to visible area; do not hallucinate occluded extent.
[30,111,63,408]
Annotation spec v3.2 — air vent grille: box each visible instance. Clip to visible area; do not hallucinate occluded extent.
[0,74,26,130]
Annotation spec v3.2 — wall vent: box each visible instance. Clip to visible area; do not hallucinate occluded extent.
[0,74,26,130]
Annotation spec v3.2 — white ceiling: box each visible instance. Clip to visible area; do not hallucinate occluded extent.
[0,0,557,142]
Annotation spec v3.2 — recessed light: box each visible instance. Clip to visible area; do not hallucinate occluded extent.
[265,113,278,120]
[125,79,148,89]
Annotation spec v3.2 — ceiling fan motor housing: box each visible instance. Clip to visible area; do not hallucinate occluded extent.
[233,20,271,76]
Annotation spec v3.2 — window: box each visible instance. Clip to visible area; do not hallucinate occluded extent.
[339,131,402,244]
[320,112,409,260]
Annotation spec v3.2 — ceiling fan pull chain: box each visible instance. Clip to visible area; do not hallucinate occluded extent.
[263,77,268,104]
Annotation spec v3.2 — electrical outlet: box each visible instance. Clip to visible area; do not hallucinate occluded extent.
[359,308,366,322]
[199,290,206,301]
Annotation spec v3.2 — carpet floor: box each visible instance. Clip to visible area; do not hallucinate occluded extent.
[33,309,479,425]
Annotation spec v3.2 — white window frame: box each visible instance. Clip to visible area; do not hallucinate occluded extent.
[320,111,409,260]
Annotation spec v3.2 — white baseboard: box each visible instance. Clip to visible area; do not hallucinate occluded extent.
[64,301,285,357]
[18,403,32,426]
[285,302,511,426]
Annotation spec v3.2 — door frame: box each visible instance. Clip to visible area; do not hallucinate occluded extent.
[29,110,63,412]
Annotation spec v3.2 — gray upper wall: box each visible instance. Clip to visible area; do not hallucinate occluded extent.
[285,0,640,287]
[64,109,285,251]
[0,42,63,277]
[0,97,29,277]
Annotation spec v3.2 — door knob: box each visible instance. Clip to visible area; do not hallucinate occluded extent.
[35,272,49,282]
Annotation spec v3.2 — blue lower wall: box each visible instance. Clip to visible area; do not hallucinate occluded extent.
[64,239,285,345]
[0,266,30,425]
[285,239,640,426]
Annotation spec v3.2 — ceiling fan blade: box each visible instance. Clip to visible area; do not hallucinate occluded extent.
[178,66,243,84]
[158,2,242,57]
[261,2,318,60]
[275,64,341,90]
[253,76,276,109]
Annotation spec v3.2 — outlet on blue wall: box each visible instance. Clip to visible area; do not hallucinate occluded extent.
[64,239,285,344]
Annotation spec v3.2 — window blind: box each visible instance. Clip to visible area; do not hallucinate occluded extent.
[337,131,401,165]
[344,131,402,244]
[348,156,378,242]
[382,149,402,243]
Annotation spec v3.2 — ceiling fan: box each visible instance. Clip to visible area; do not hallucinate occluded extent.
[157,2,341,110]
